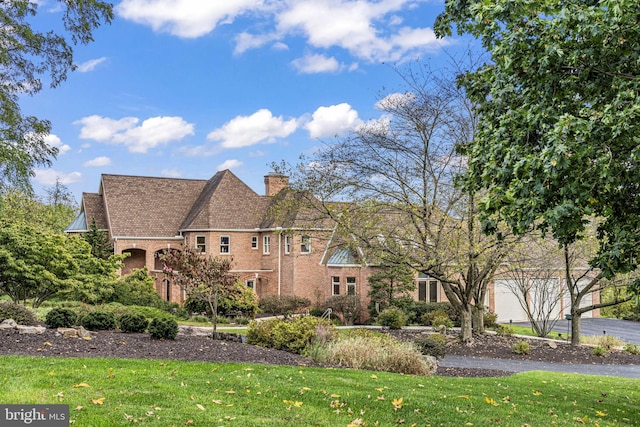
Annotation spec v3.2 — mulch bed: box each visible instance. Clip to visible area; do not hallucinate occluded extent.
[1,328,638,378]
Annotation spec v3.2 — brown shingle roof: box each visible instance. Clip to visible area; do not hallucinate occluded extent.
[180,169,269,230]
[101,174,207,237]
[82,192,108,230]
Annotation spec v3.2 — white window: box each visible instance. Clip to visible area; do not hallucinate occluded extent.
[263,235,271,254]
[251,235,258,249]
[220,236,230,253]
[195,235,206,253]
[346,277,356,295]
[332,276,340,295]
[246,279,255,290]
[284,235,291,254]
[300,235,311,253]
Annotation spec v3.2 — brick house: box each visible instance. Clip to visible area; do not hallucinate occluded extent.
[65,170,383,311]
[66,169,598,322]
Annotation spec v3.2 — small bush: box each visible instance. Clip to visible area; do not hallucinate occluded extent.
[495,324,514,336]
[511,340,530,355]
[377,307,407,329]
[148,317,179,340]
[45,308,78,328]
[119,313,149,333]
[247,316,334,354]
[320,335,437,375]
[0,302,38,326]
[189,315,210,323]
[483,309,498,328]
[591,345,609,357]
[427,309,454,328]
[81,311,117,331]
[414,336,446,359]
[623,343,640,355]
[234,315,251,325]
[309,307,325,317]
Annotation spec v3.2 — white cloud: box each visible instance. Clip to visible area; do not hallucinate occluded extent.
[44,134,71,155]
[33,169,82,185]
[161,168,182,177]
[305,103,361,138]
[207,109,297,148]
[375,92,416,110]
[76,57,107,72]
[117,0,260,38]
[83,156,111,167]
[217,159,244,171]
[275,0,446,62]
[291,53,342,74]
[117,0,449,63]
[74,115,195,153]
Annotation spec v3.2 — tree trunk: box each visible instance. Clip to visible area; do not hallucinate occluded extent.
[570,311,581,346]
[460,307,473,344]
[472,304,484,334]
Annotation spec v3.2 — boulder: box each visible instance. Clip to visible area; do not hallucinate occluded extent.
[16,325,46,334]
[58,327,79,338]
[0,319,17,329]
[78,326,92,339]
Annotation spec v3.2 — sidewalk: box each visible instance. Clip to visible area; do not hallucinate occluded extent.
[440,355,640,378]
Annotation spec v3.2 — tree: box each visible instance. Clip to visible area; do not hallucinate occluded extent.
[280,61,519,343]
[367,263,416,318]
[0,0,113,192]
[83,217,113,259]
[0,221,77,307]
[500,235,567,337]
[0,188,76,233]
[161,248,239,338]
[435,0,640,281]
[435,1,640,343]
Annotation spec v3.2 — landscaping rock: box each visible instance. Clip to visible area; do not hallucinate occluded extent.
[546,341,558,349]
[0,319,17,329]
[58,327,78,338]
[16,325,46,334]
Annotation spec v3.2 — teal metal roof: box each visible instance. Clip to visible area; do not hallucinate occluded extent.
[327,248,359,265]
[65,211,87,232]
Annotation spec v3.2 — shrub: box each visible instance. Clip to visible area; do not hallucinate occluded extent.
[429,333,447,345]
[623,343,640,355]
[320,335,437,375]
[425,309,454,328]
[0,302,38,326]
[247,316,334,354]
[511,340,530,355]
[309,307,325,317]
[495,324,514,336]
[45,308,78,328]
[234,315,251,325]
[416,302,460,327]
[483,309,498,328]
[109,268,167,308]
[118,313,149,333]
[81,311,117,331]
[258,295,311,317]
[413,336,446,359]
[377,307,407,329]
[189,315,210,323]
[591,345,609,357]
[323,294,362,326]
[148,317,179,340]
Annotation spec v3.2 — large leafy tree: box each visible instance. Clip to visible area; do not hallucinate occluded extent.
[0,187,76,232]
[435,0,640,279]
[435,0,640,343]
[1,0,113,191]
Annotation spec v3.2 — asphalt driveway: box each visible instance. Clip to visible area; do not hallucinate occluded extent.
[513,318,640,345]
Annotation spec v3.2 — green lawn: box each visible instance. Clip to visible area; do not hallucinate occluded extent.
[1,356,638,426]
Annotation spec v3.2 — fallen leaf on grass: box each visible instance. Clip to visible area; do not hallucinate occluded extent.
[91,398,105,405]
[392,397,403,411]
[196,404,205,411]
[73,383,90,388]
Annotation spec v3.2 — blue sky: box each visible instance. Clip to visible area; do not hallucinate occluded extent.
[25,0,473,202]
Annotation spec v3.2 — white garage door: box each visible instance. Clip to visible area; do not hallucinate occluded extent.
[493,279,529,323]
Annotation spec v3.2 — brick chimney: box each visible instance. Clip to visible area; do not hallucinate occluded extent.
[264,173,289,196]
